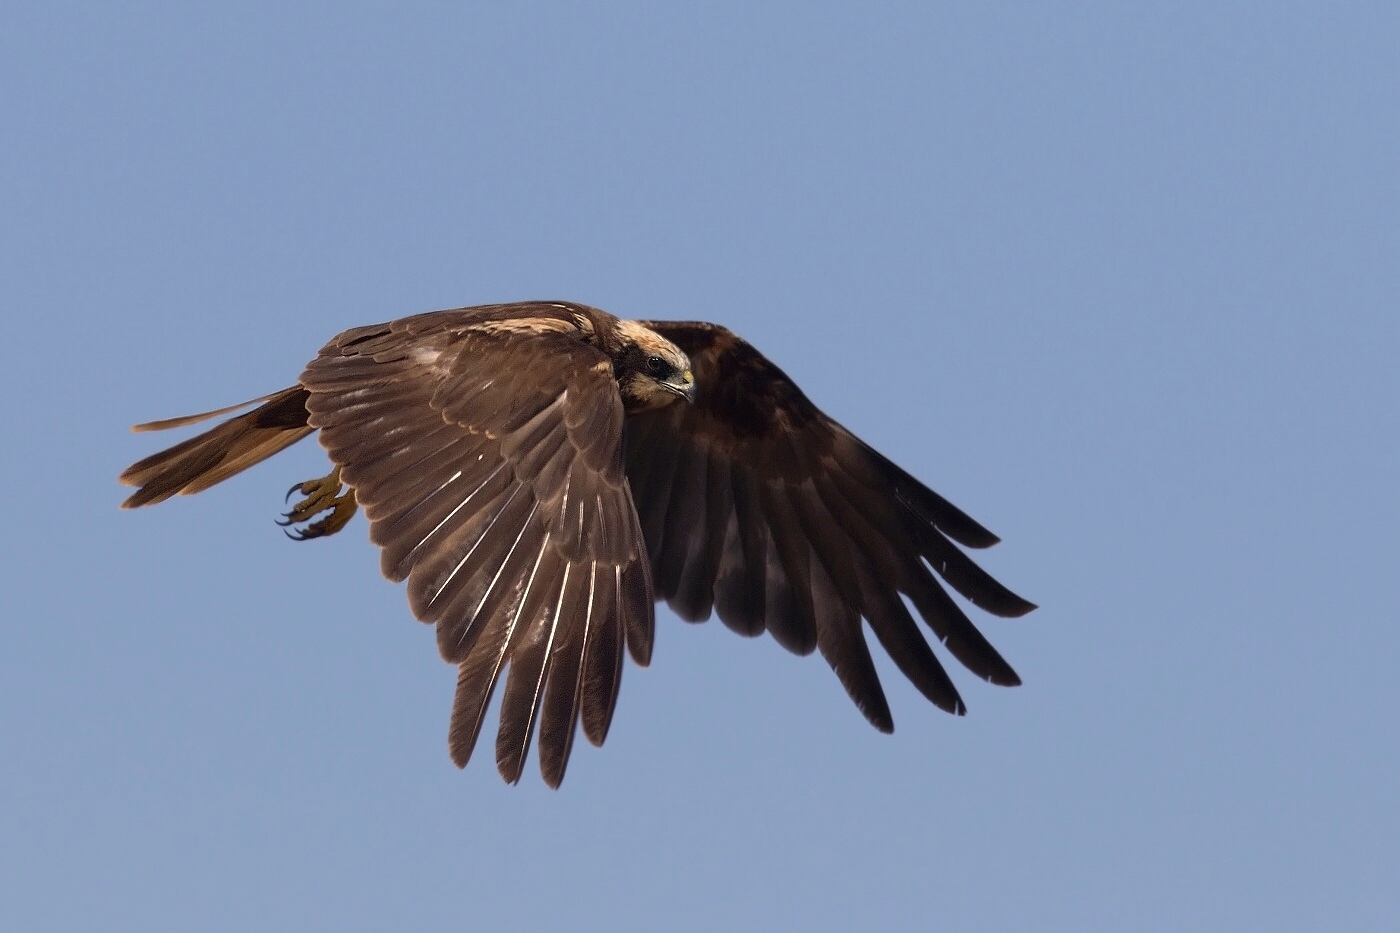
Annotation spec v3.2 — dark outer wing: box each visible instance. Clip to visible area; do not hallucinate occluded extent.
[626,321,1035,731]
[300,311,653,787]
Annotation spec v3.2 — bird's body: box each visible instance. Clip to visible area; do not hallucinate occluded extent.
[121,301,1033,786]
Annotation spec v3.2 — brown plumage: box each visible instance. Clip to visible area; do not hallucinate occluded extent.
[120,301,1034,787]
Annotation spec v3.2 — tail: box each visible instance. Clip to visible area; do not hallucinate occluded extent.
[119,387,314,508]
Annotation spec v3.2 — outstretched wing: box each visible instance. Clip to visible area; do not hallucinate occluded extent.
[625,321,1034,731]
[300,310,653,787]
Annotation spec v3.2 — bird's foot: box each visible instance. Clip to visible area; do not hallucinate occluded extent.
[278,466,358,540]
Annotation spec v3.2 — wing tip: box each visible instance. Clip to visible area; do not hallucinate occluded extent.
[957,528,1001,549]
[495,755,526,785]
[577,712,611,749]
[997,597,1038,619]
[449,727,474,768]
[540,759,567,789]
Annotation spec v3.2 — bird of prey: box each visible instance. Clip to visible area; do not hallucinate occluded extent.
[120,302,1034,787]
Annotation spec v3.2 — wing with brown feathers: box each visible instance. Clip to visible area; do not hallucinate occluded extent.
[625,321,1035,731]
[300,310,653,787]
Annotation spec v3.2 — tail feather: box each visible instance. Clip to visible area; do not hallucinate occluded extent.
[120,387,314,508]
[131,390,297,433]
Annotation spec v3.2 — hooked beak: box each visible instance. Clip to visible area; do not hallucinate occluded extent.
[665,369,696,402]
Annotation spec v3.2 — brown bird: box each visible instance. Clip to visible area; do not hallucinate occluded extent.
[120,301,1035,787]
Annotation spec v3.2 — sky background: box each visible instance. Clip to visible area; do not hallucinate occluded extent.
[3,2,1398,930]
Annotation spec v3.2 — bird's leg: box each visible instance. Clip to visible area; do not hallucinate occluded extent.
[278,465,358,540]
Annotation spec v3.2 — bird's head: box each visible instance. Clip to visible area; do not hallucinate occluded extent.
[612,320,695,411]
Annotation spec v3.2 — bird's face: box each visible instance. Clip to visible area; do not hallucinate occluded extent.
[613,320,695,411]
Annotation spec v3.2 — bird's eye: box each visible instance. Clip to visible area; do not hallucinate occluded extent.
[646,355,668,376]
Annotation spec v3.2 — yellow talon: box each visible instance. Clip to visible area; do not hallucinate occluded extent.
[278,466,358,540]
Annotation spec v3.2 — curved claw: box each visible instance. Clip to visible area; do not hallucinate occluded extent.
[276,467,358,541]
[284,481,308,503]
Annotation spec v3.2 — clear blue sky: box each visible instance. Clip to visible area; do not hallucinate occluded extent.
[3,3,1397,930]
